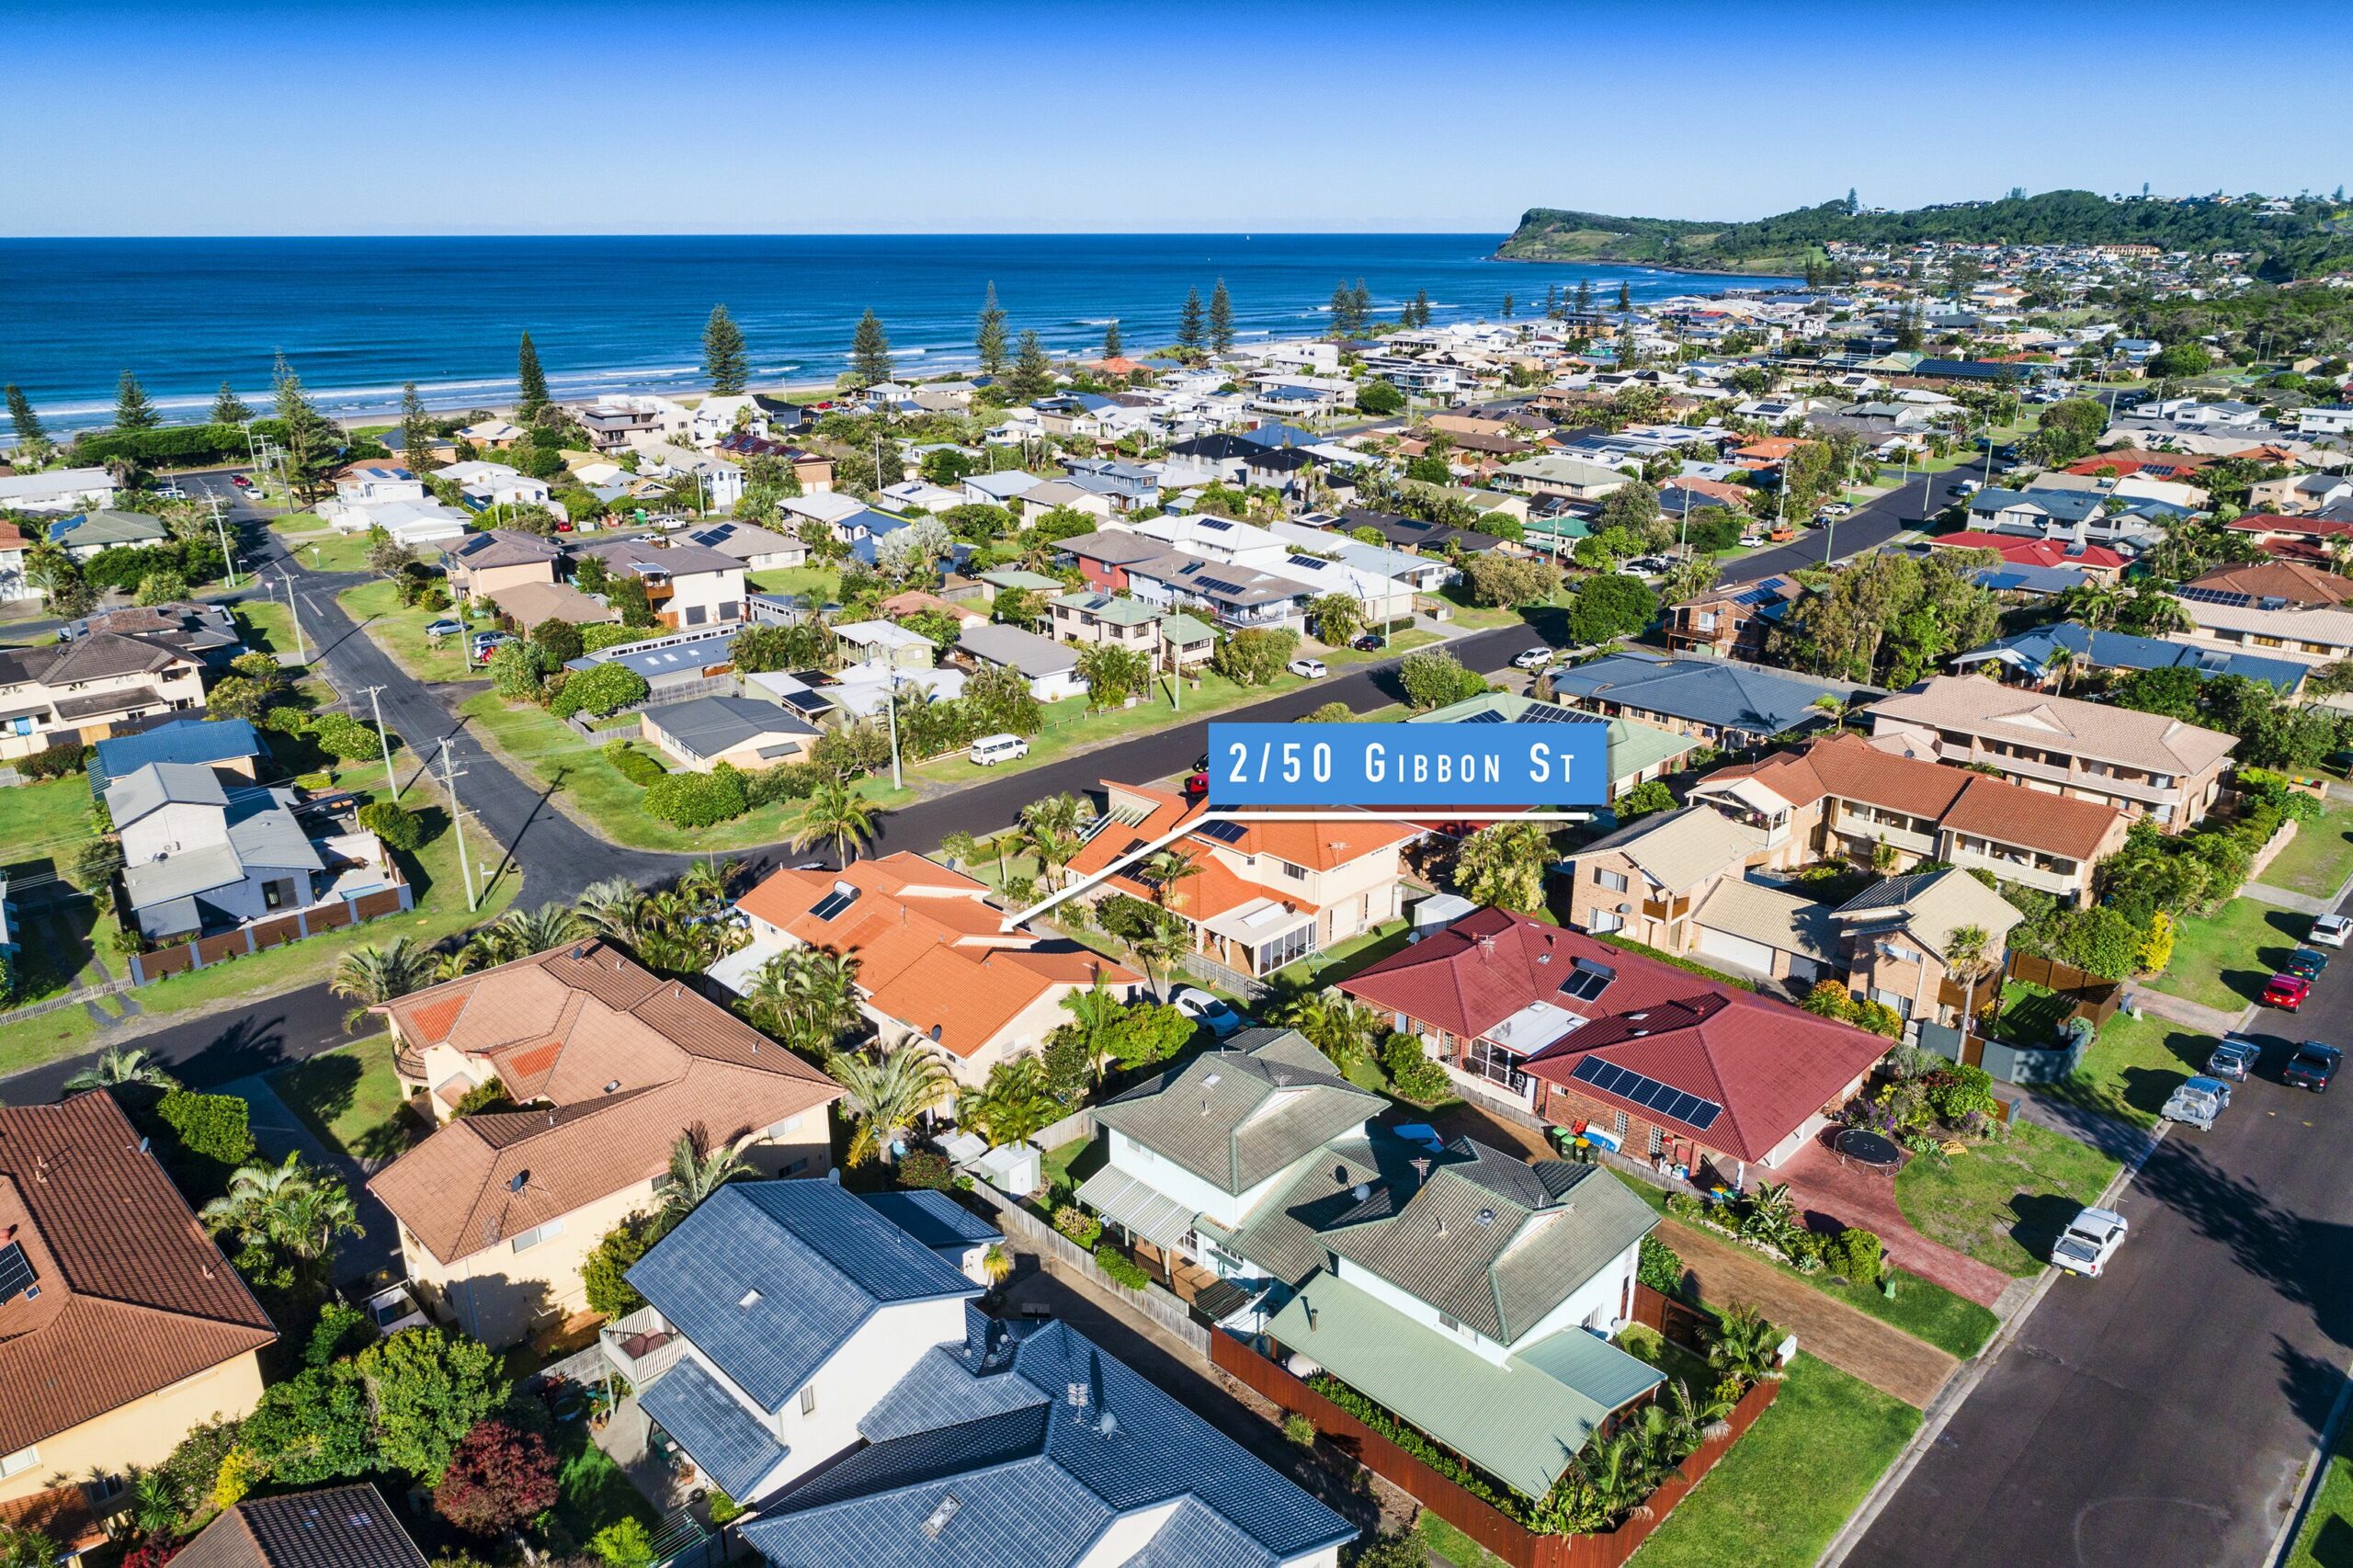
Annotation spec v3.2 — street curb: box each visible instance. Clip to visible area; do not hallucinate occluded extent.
[2268,1368,2353,1567]
[1813,1122,2167,1568]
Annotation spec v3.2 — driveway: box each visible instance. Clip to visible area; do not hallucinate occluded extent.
[1655,1218,1958,1409]
[217,1070,403,1289]
[1844,889,2353,1568]
[1776,1137,2016,1309]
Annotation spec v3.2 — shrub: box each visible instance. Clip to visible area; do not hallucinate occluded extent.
[896,1151,953,1190]
[259,704,311,734]
[154,1088,257,1174]
[603,739,667,786]
[1926,1062,1999,1125]
[1398,647,1486,710]
[1380,1032,1452,1103]
[1211,627,1299,687]
[1637,1233,1686,1296]
[1802,978,1859,1021]
[17,740,86,778]
[1616,1323,1665,1363]
[589,1517,655,1568]
[308,712,390,762]
[453,1080,513,1116]
[68,837,123,892]
[582,1215,661,1318]
[1569,573,1659,644]
[1823,1226,1883,1284]
[1092,1241,1151,1290]
[433,1419,557,1536]
[550,660,649,720]
[358,801,426,852]
[706,1491,745,1526]
[643,767,748,827]
[1283,1412,1317,1447]
[1053,1206,1102,1249]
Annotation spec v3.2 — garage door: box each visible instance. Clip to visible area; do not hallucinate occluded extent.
[1695,926,1776,976]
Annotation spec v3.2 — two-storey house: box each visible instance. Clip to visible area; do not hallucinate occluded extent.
[574,538,746,631]
[0,631,208,761]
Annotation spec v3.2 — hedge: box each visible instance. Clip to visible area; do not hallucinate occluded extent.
[357,801,426,852]
[642,767,747,827]
[17,741,87,779]
[1091,1242,1152,1290]
[70,422,253,467]
[551,661,649,720]
[307,713,392,762]
[602,740,667,786]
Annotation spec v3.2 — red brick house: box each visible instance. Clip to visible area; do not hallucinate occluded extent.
[1339,906,1890,1187]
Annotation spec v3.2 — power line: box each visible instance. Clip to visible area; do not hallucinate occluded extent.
[438,743,480,913]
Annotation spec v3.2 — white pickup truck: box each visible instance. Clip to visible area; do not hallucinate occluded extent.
[2052,1207,2129,1278]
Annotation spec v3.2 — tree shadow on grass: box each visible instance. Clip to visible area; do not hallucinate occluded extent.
[273,1049,363,1145]
[2006,1191,2084,1272]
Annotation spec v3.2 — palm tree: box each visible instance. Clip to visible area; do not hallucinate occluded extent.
[574,876,648,944]
[1138,848,1203,916]
[120,1466,183,1538]
[62,1045,178,1095]
[958,1056,1059,1145]
[1285,994,1378,1074]
[1055,982,1125,1087]
[435,932,496,982]
[1580,1432,1659,1525]
[1131,925,1189,1005]
[827,1043,953,1165]
[979,1243,1013,1289]
[329,937,438,1031]
[788,777,877,865]
[485,902,588,962]
[200,1153,363,1280]
[1809,692,1848,734]
[1706,1300,1787,1384]
[676,858,741,916]
[1021,794,1092,888]
[660,1128,752,1221]
[1946,923,1994,1043]
[2045,644,2076,696]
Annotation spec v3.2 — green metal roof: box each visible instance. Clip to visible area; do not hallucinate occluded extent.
[1051,590,1162,626]
[1160,612,1218,647]
[980,569,1067,591]
[1522,514,1591,540]
[1092,1029,1382,1197]
[1267,1270,1662,1499]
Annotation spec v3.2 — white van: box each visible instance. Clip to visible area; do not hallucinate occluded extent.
[970,733,1029,767]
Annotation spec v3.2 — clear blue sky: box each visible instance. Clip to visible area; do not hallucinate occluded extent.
[15,0,2349,236]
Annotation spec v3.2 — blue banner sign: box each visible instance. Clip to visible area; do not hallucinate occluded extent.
[1207,722,1608,807]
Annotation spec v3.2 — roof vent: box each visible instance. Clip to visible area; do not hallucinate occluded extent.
[1065,1380,1089,1410]
[604,1080,621,1095]
[1476,1208,1495,1227]
[509,1170,529,1192]
[1435,1217,1448,1236]
[739,1288,762,1309]
[922,1494,961,1540]
[569,947,583,960]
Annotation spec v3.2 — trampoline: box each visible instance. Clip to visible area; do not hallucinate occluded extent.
[1833,1128,1904,1175]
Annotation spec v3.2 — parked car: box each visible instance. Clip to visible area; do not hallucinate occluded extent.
[1351,632,1387,652]
[1816,502,1853,519]
[362,1282,430,1335]
[1512,647,1554,671]
[467,631,512,665]
[2051,1206,2129,1278]
[153,483,187,501]
[2161,1074,2234,1129]
[1738,533,1766,549]
[2284,1041,2343,1092]
[2206,1037,2261,1081]
[969,733,1029,767]
[1953,479,1983,496]
[1172,987,1245,1039]
[424,618,464,639]
[231,473,253,489]
[2263,973,2313,1011]
[1287,657,1327,679]
[2312,914,2352,949]
[2286,946,2332,981]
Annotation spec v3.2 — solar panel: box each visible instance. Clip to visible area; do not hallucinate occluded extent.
[1198,819,1249,844]
[1515,705,1595,726]
[1456,710,1507,724]
[1560,966,1613,1002]
[808,887,860,921]
[1287,554,1332,571]
[0,1242,33,1306]
[1568,1056,1722,1132]
[2177,585,2253,608]
[1196,576,1245,596]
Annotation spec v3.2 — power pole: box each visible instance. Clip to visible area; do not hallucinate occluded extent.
[278,570,308,662]
[438,744,478,912]
[207,496,239,587]
[360,685,399,800]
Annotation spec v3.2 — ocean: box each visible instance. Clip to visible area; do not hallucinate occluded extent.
[0,234,1792,432]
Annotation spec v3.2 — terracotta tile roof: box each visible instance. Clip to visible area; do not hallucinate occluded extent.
[1342,907,1888,1164]
[0,1093,277,1458]
[368,941,841,1265]
[2066,449,2210,478]
[1928,531,2126,571]
[2186,559,2353,608]
[1066,780,1417,882]
[1704,734,2123,859]
[0,1484,104,1554]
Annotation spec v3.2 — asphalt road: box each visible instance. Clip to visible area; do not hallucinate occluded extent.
[1717,466,1976,586]
[1847,901,2353,1568]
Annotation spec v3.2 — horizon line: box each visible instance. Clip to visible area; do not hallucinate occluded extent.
[0,228,1529,243]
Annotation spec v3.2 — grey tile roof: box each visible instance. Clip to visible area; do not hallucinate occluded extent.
[1092,1029,1382,1196]
[744,1314,1353,1568]
[170,1483,426,1568]
[641,1356,789,1501]
[1324,1143,1656,1344]
[105,759,228,825]
[1551,652,1845,737]
[628,1180,979,1413]
[857,1190,1004,1255]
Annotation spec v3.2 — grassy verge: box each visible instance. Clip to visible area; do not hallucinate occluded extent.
[2141,896,2310,1014]
[459,692,912,853]
[1893,1120,2121,1278]
[337,578,482,683]
[1628,1185,1995,1360]
[1628,1353,1919,1568]
[2261,804,2353,901]
[266,1035,425,1165]
[236,597,300,659]
[1415,1511,1511,1568]
[0,773,103,870]
[2032,1009,2212,1131]
[278,530,377,574]
[2288,1418,2353,1568]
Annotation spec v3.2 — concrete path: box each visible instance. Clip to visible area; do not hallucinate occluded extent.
[1776,1139,2016,1309]
[1654,1219,1958,1408]
[2007,1086,2166,1169]
[217,1070,402,1289]
[2120,982,2249,1037]
[2244,881,2331,915]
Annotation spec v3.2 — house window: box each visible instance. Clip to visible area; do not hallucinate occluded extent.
[1281,860,1307,881]
[1595,869,1628,892]
[1613,1110,1628,1138]
[1589,910,1623,936]
[1870,988,1914,1019]
[1649,1126,1666,1158]
[1255,924,1314,971]
[685,604,707,626]
[1438,1312,1461,1334]
[509,1218,566,1254]
[766,1113,804,1137]
[0,1448,35,1479]
[800,1384,818,1416]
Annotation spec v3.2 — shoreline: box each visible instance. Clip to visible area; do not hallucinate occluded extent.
[1489,249,1804,279]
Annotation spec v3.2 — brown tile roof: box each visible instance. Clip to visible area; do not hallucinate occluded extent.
[367,941,841,1265]
[0,629,199,691]
[172,1483,426,1568]
[2187,559,2353,608]
[1867,676,2237,778]
[0,1093,277,1458]
[0,1483,104,1553]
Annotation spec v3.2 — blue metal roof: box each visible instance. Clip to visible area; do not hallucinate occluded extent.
[740,1312,1353,1568]
[1953,620,2307,691]
[641,1357,788,1502]
[1549,653,1846,737]
[89,718,258,800]
[627,1181,979,1413]
[857,1190,1004,1255]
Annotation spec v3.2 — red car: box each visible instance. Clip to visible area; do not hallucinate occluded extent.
[2264,973,2313,1011]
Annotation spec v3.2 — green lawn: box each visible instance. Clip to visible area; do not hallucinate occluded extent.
[1628,1185,1995,1360]
[337,578,482,683]
[1270,920,1414,990]
[1992,981,2073,1046]
[280,530,376,574]
[1629,1354,1920,1568]
[1040,1135,1102,1201]
[1415,1511,1511,1568]
[236,597,300,660]
[2288,1418,2353,1568]
[747,564,843,601]
[543,1420,658,1555]
[2142,895,2310,1014]
[459,693,913,853]
[2262,803,2353,901]
[2033,1009,2212,1131]
[0,773,103,870]
[1893,1121,2121,1278]
[267,1035,425,1164]
[0,776,517,1076]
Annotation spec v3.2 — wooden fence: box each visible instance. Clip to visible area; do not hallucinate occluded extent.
[126,882,413,985]
[1211,1296,1781,1568]
[970,1180,1211,1355]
